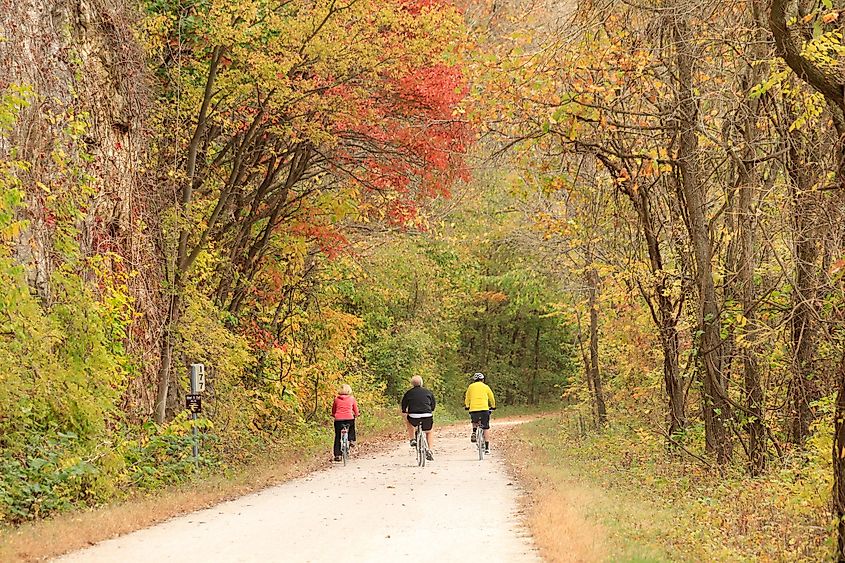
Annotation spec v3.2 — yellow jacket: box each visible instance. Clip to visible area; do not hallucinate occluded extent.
[465,381,496,411]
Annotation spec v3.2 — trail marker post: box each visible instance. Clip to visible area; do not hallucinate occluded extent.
[187,363,206,465]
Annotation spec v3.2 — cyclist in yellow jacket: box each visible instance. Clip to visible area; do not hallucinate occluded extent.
[465,372,496,453]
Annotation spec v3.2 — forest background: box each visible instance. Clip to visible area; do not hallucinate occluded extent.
[3,0,845,559]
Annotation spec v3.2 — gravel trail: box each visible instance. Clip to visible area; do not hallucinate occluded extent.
[57,421,541,562]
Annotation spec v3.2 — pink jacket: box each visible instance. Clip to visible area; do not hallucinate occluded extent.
[332,394,359,420]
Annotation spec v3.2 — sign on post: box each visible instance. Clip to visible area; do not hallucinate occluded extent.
[186,393,202,413]
[190,363,206,393]
[186,363,206,465]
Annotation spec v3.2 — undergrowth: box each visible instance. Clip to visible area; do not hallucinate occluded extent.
[509,413,831,562]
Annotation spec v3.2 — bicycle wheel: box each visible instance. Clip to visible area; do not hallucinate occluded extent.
[341,433,349,466]
[418,432,427,467]
[476,425,484,460]
[416,426,425,467]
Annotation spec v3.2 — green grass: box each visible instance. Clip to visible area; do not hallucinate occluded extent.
[439,400,567,422]
[494,401,567,418]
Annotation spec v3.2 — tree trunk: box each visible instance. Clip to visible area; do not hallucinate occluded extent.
[672,15,731,463]
[769,0,845,448]
[153,47,223,423]
[733,0,771,475]
[519,330,529,401]
[587,266,607,425]
[788,216,820,444]
[531,322,541,405]
[832,349,845,560]
[635,186,685,435]
[738,174,765,475]
[662,315,685,435]
[482,276,490,370]
[575,313,598,423]
[785,122,821,446]
[598,149,686,436]
[700,365,717,454]
[154,290,181,423]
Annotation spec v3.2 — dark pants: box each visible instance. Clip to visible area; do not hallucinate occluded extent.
[470,410,491,429]
[334,419,356,456]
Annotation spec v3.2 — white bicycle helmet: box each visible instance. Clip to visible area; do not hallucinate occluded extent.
[472,372,485,381]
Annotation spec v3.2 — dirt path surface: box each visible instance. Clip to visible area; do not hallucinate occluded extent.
[57,421,541,562]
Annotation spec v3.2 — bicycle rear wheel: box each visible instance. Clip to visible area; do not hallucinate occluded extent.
[341,434,349,466]
[416,424,426,467]
[418,432,427,467]
[476,426,484,460]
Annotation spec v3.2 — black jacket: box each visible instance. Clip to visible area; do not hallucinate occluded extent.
[401,386,436,414]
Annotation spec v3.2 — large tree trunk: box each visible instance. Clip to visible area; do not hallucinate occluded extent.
[735,10,766,473]
[575,313,598,423]
[672,15,732,464]
[661,312,685,435]
[787,193,820,445]
[784,122,821,445]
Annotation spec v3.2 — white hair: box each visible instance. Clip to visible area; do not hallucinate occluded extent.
[411,376,423,387]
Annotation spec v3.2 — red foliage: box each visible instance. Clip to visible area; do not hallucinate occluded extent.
[243,319,282,352]
[332,61,473,226]
[290,222,350,260]
[238,0,473,311]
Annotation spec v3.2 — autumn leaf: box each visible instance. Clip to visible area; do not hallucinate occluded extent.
[832,257,845,276]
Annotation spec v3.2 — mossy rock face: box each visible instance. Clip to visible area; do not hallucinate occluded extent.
[0,0,153,307]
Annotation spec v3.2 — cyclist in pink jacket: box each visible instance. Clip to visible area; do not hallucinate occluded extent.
[331,384,360,462]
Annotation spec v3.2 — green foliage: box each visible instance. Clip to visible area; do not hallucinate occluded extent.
[329,179,579,412]
[0,433,100,521]
[0,291,128,521]
[120,416,212,491]
[456,257,576,406]
[334,241,465,404]
[0,89,136,522]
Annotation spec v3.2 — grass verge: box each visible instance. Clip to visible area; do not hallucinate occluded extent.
[500,420,664,562]
[440,400,567,423]
[502,413,831,562]
[0,410,403,562]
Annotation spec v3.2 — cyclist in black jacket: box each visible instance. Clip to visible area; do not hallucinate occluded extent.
[401,376,436,460]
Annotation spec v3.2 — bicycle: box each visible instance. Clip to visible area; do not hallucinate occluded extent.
[340,423,351,466]
[471,409,493,461]
[414,423,431,467]
[473,420,485,460]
